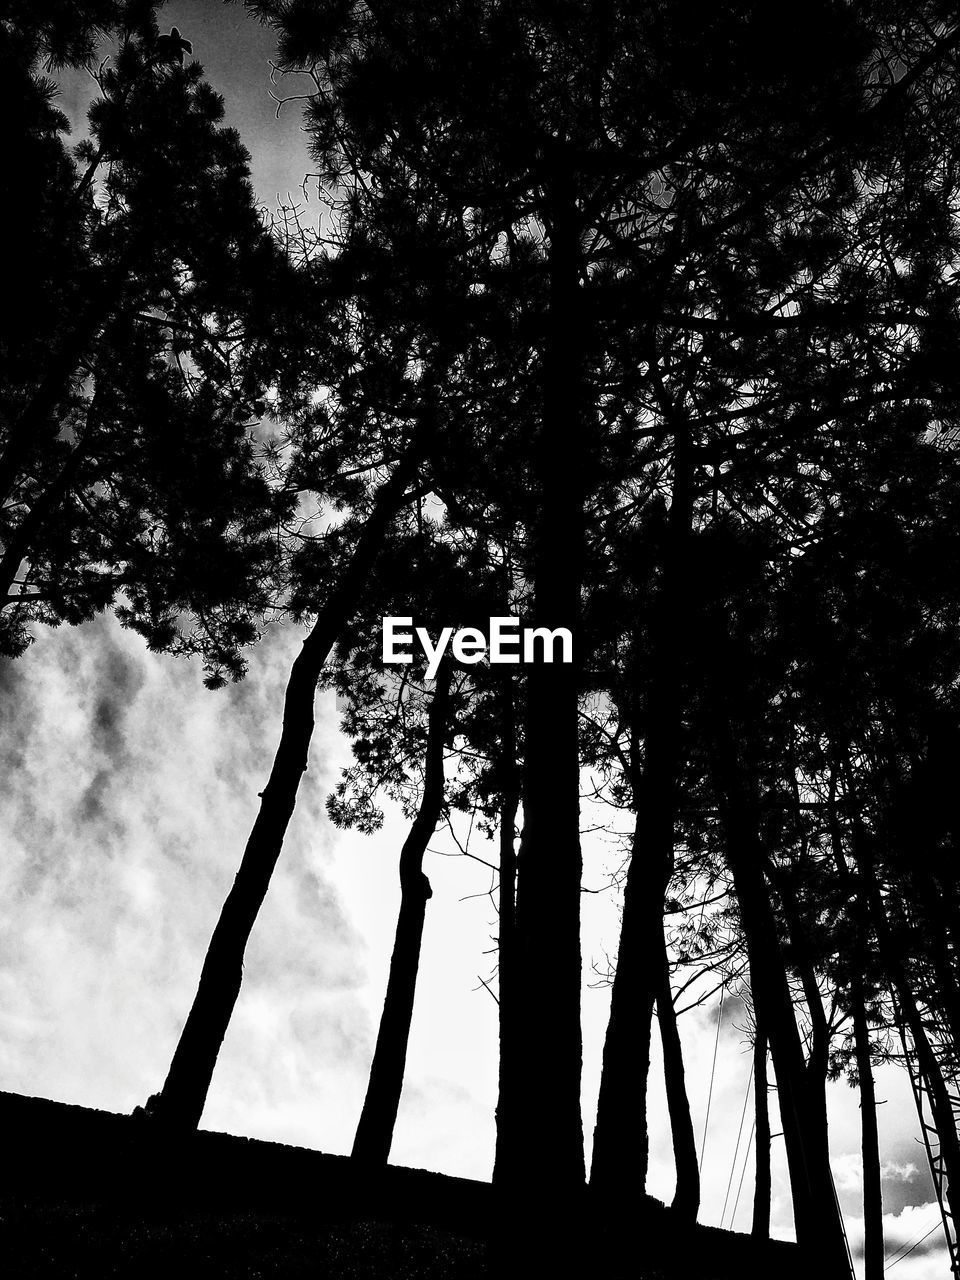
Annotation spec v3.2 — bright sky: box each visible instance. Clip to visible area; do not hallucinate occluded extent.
[4,5,951,1277]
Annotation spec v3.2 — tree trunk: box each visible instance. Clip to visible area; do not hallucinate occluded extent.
[709,724,849,1275]
[352,662,452,1165]
[591,391,692,1198]
[150,450,421,1130]
[858,835,960,1226]
[590,812,661,1194]
[511,176,586,1191]
[852,979,883,1280]
[658,933,700,1221]
[770,869,835,1205]
[752,1024,771,1240]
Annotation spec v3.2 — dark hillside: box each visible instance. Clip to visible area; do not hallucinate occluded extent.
[0,1091,805,1277]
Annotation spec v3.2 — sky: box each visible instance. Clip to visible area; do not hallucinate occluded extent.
[5,4,953,1277]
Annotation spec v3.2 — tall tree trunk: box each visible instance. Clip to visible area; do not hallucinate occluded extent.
[590,746,680,1197]
[858,833,960,1226]
[831,790,883,1280]
[512,177,586,1191]
[658,933,700,1221]
[352,662,452,1165]
[590,811,661,1193]
[591,388,692,1197]
[493,678,521,1183]
[150,449,421,1130]
[709,723,849,1275]
[752,1023,771,1240]
[852,979,883,1280]
[770,869,835,1199]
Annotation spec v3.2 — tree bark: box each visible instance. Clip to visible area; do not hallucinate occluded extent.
[511,176,586,1191]
[591,811,661,1193]
[752,1024,771,1240]
[852,979,883,1280]
[770,868,836,1206]
[858,833,960,1226]
[351,662,452,1165]
[658,934,700,1221]
[591,388,692,1198]
[151,449,421,1130]
[709,723,849,1275]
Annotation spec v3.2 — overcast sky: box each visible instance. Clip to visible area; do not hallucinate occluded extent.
[4,5,951,1276]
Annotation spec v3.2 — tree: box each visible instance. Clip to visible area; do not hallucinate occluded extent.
[2,8,298,683]
[148,437,428,1128]
[139,6,960,1265]
[348,660,454,1165]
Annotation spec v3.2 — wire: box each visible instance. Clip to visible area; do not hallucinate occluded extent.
[699,984,725,1173]
[721,1057,755,1228]
[885,1220,942,1269]
[829,1167,856,1279]
[730,1118,756,1230]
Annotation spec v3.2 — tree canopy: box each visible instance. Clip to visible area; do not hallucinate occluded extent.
[8,3,960,1275]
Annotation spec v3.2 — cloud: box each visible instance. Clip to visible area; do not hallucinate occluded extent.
[0,616,358,1122]
[833,1151,922,1196]
[0,614,510,1177]
[0,615,947,1202]
[841,1202,951,1279]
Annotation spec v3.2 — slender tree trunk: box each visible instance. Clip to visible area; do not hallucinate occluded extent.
[352,663,452,1165]
[852,979,883,1280]
[832,793,883,1280]
[493,679,520,1183]
[590,733,681,1199]
[150,449,421,1130]
[512,177,586,1191]
[591,812,661,1193]
[752,1024,771,1240]
[774,874,830,1084]
[591,393,692,1198]
[858,836,960,1225]
[772,870,835,1200]
[709,725,848,1275]
[890,968,960,1222]
[657,933,700,1221]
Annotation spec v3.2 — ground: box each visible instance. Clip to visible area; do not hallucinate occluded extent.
[0,1092,801,1277]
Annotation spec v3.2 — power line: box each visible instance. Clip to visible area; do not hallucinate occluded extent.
[721,1057,755,1228]
[730,1118,756,1230]
[885,1220,942,1270]
[829,1167,856,1280]
[699,984,725,1173]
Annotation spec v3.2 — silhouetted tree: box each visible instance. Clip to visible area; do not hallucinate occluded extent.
[752,1026,771,1241]
[248,6,960,1254]
[350,660,454,1165]
[657,938,700,1222]
[149,431,429,1128]
[2,10,296,682]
